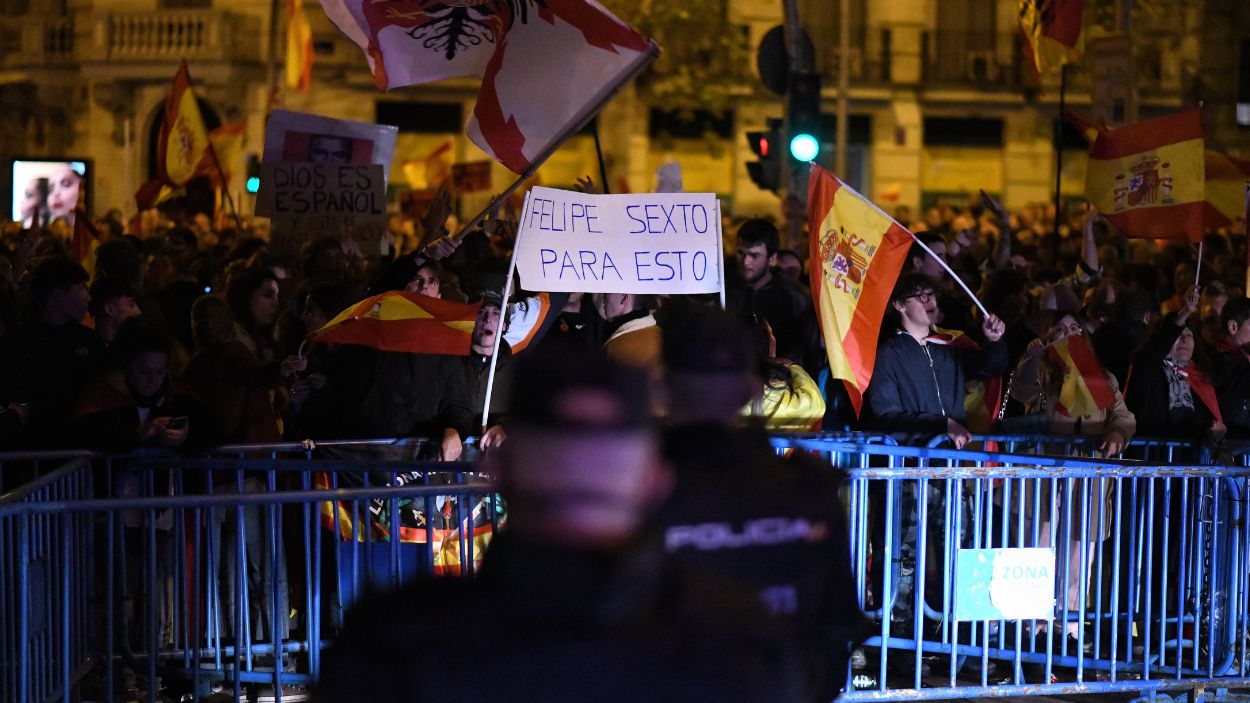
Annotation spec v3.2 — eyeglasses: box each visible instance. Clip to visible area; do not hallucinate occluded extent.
[903,290,936,303]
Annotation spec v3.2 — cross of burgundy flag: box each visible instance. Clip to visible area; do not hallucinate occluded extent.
[319,0,657,173]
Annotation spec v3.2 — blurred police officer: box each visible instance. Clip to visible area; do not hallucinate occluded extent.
[654,306,869,701]
[317,346,805,703]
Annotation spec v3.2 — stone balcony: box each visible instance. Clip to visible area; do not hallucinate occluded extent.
[0,9,263,81]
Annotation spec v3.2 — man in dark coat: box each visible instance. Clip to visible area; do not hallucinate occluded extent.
[727,218,823,376]
[1,256,108,447]
[864,273,1007,446]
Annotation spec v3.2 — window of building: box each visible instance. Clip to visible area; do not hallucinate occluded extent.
[376,102,464,134]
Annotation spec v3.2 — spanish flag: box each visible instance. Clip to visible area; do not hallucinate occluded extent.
[156,60,211,187]
[311,290,481,355]
[1048,334,1115,418]
[808,165,913,416]
[203,120,247,187]
[1085,107,1205,243]
[286,0,313,92]
[1019,0,1083,81]
[1204,150,1250,229]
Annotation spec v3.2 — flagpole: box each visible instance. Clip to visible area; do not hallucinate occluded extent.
[1195,239,1204,287]
[1244,181,1250,298]
[715,198,726,310]
[1053,64,1067,253]
[908,231,990,318]
[592,119,611,195]
[206,142,244,231]
[480,192,532,436]
[450,42,660,243]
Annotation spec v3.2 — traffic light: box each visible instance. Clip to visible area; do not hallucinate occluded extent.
[245,154,261,194]
[787,72,822,163]
[746,118,783,192]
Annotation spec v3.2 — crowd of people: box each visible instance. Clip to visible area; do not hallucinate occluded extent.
[4,182,1250,700]
[0,187,1247,456]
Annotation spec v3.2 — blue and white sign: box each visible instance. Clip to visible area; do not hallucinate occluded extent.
[954,548,1055,621]
[515,186,722,295]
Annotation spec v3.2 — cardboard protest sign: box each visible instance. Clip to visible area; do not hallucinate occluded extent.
[515,186,722,295]
[260,110,397,170]
[257,110,397,254]
[258,162,386,252]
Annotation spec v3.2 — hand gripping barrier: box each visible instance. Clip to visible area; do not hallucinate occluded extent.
[771,436,1250,702]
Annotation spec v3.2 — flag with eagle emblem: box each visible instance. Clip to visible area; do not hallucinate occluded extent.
[317,0,656,173]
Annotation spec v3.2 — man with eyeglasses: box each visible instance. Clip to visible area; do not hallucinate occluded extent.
[865,272,1006,446]
[862,272,1006,675]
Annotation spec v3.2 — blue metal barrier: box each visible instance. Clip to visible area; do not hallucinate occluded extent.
[925,434,1215,465]
[6,433,1250,703]
[772,437,1250,702]
[1,451,499,703]
[1,458,95,703]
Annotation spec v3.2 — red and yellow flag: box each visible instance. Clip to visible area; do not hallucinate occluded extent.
[286,0,313,92]
[156,60,211,187]
[310,291,481,355]
[202,120,247,187]
[1203,149,1250,229]
[808,165,913,416]
[1019,0,1084,81]
[71,208,98,263]
[1085,107,1205,242]
[927,328,1004,432]
[1047,334,1115,418]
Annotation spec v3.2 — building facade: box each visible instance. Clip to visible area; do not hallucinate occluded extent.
[0,0,1243,225]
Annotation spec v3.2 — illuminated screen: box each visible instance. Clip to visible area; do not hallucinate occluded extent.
[11,159,89,226]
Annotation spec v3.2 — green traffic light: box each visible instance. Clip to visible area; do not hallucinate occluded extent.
[790,133,819,162]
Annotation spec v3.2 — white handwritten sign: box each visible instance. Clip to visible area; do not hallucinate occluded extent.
[515,186,722,294]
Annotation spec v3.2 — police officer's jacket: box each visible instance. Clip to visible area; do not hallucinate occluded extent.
[654,422,870,701]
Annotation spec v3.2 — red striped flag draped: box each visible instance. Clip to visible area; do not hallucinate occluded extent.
[311,291,481,355]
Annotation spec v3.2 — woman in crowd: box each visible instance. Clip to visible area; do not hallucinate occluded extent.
[1126,285,1224,441]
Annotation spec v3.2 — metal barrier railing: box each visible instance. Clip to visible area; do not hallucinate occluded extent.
[1,453,499,703]
[0,458,95,703]
[5,432,1250,703]
[771,437,1250,702]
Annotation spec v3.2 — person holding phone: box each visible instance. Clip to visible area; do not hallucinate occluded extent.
[71,319,199,452]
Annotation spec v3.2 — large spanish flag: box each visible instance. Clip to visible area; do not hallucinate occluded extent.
[156,60,211,187]
[1019,0,1083,81]
[1085,107,1205,242]
[808,165,913,416]
[311,291,481,355]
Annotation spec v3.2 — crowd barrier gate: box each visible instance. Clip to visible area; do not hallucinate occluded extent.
[772,436,1250,702]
